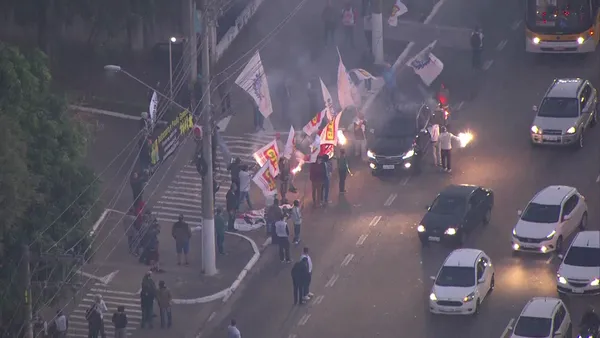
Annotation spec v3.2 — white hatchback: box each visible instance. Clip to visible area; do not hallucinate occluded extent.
[511,297,571,338]
[429,249,494,315]
[512,185,587,254]
[557,231,600,295]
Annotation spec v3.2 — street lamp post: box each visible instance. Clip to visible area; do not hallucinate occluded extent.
[169,37,177,99]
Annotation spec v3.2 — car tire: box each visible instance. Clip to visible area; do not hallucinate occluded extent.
[556,236,564,254]
[473,300,481,316]
[579,212,588,230]
[483,208,492,225]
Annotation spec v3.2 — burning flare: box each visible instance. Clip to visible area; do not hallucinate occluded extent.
[458,132,473,148]
[292,160,304,175]
[337,130,347,145]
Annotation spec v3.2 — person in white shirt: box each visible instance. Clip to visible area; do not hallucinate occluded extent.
[352,114,367,161]
[291,200,303,244]
[428,123,441,166]
[94,294,108,338]
[438,126,460,173]
[238,165,253,210]
[301,247,314,300]
[54,310,68,337]
[274,215,291,263]
[228,318,241,338]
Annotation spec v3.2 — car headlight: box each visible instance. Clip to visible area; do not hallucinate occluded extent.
[577,36,585,44]
[546,230,556,239]
[417,225,426,232]
[566,126,576,134]
[429,292,437,301]
[367,150,375,159]
[463,292,475,302]
[533,37,541,44]
[402,149,415,159]
[531,125,541,134]
[558,275,567,285]
[444,228,457,235]
[512,228,517,236]
[591,279,600,286]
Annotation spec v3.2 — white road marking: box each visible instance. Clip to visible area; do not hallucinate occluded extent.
[325,274,339,288]
[369,215,382,227]
[298,314,311,326]
[483,60,494,70]
[456,101,465,111]
[401,176,410,185]
[356,234,369,246]
[313,295,325,305]
[341,253,355,267]
[207,312,216,322]
[500,318,515,338]
[176,175,202,181]
[496,40,508,51]
[511,20,522,30]
[288,335,297,338]
[384,193,398,206]
[545,255,555,264]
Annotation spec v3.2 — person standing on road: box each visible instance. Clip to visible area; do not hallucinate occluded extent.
[226,183,239,231]
[85,303,101,338]
[227,157,242,194]
[291,257,310,305]
[140,271,156,329]
[291,200,303,244]
[470,26,484,69]
[130,171,144,208]
[322,156,333,204]
[341,2,358,47]
[266,199,283,242]
[227,319,241,338]
[353,114,367,161]
[53,310,68,338]
[428,123,441,166]
[92,295,108,338]
[337,148,351,193]
[309,157,326,207]
[322,0,337,46]
[275,215,291,263]
[278,157,291,204]
[157,281,173,329]
[215,207,227,255]
[438,126,460,173]
[171,214,192,266]
[301,247,314,300]
[238,165,253,210]
[111,306,128,338]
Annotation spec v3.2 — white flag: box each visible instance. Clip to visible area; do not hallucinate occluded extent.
[149,91,158,124]
[284,126,295,159]
[320,78,335,121]
[337,48,356,110]
[388,0,408,26]
[303,108,326,136]
[252,164,278,196]
[235,51,273,118]
[350,68,376,81]
[407,40,443,87]
[320,110,343,146]
[252,139,280,176]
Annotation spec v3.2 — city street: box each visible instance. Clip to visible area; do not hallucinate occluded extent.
[206,0,600,337]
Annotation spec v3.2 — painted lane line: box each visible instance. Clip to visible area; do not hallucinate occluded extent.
[341,253,355,267]
[482,60,494,70]
[545,255,555,264]
[207,312,216,322]
[500,318,515,338]
[401,176,410,186]
[456,101,465,111]
[288,335,297,338]
[298,314,311,326]
[313,295,325,305]
[325,274,339,288]
[511,20,522,30]
[356,234,369,246]
[369,215,382,227]
[384,193,398,206]
[496,40,508,51]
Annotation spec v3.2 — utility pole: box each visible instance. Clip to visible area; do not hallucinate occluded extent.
[200,0,217,276]
[22,245,33,338]
[189,0,198,111]
[372,0,385,64]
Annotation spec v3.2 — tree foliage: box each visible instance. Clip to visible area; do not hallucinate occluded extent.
[0,42,100,333]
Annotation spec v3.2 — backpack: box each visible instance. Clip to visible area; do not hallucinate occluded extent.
[342,8,355,25]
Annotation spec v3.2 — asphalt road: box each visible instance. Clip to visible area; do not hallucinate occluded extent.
[207,0,600,336]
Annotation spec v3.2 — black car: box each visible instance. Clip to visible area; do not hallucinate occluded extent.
[366,109,431,175]
[418,184,494,246]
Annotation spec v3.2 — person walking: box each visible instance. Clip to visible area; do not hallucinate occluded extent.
[94,295,108,338]
[111,306,128,338]
[428,123,441,167]
[85,303,101,338]
[352,114,367,161]
[301,247,314,299]
[470,26,484,69]
[156,281,173,329]
[341,2,358,47]
[171,214,192,265]
[309,157,326,207]
[238,165,253,210]
[274,215,291,263]
[227,319,241,338]
[438,126,460,173]
[140,271,156,329]
[291,200,303,244]
[337,148,351,193]
[215,207,227,255]
[322,0,337,46]
[53,310,68,338]
[291,257,310,305]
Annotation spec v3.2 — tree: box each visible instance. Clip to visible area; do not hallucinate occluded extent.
[0,42,101,334]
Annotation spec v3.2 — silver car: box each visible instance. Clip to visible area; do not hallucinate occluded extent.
[530,78,598,148]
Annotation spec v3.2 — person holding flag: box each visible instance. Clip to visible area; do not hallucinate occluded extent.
[352,113,367,161]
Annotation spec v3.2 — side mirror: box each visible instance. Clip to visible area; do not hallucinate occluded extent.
[557,254,564,259]
[563,214,571,221]
[532,105,538,112]
[478,278,486,284]
[425,205,430,210]
[517,210,523,216]
[553,331,562,337]
[429,276,436,281]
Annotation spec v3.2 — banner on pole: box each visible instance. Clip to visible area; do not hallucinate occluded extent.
[303,108,326,136]
[284,126,295,159]
[337,48,356,110]
[253,164,278,196]
[149,91,158,125]
[320,111,343,146]
[407,40,443,87]
[320,78,335,121]
[252,139,280,176]
[235,51,273,118]
[388,0,408,27]
[149,110,194,166]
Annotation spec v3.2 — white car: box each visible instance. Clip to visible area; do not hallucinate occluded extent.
[512,185,587,254]
[429,248,495,315]
[511,297,571,338]
[557,231,600,295]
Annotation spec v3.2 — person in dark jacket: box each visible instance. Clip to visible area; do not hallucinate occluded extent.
[226,183,239,231]
[130,171,144,208]
[291,257,310,305]
[309,157,326,207]
[278,157,291,204]
[171,214,192,265]
[111,306,128,338]
[140,271,156,329]
[227,158,242,194]
[266,199,283,238]
[337,148,351,193]
[215,207,227,254]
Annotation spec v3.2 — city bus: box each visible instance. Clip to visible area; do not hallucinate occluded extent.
[526,0,600,53]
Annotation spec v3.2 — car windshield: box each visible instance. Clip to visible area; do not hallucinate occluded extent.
[564,246,600,267]
[435,266,475,287]
[430,195,466,216]
[521,203,560,223]
[514,316,552,338]
[538,97,579,118]
[526,0,593,34]
[375,117,416,138]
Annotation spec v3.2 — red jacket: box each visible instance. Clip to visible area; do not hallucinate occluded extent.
[310,162,326,183]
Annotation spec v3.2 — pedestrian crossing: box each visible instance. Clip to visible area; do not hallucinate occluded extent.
[68,283,141,337]
[154,132,286,226]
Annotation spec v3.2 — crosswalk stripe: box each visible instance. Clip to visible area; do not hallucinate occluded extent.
[156,211,202,219]
[160,195,201,203]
